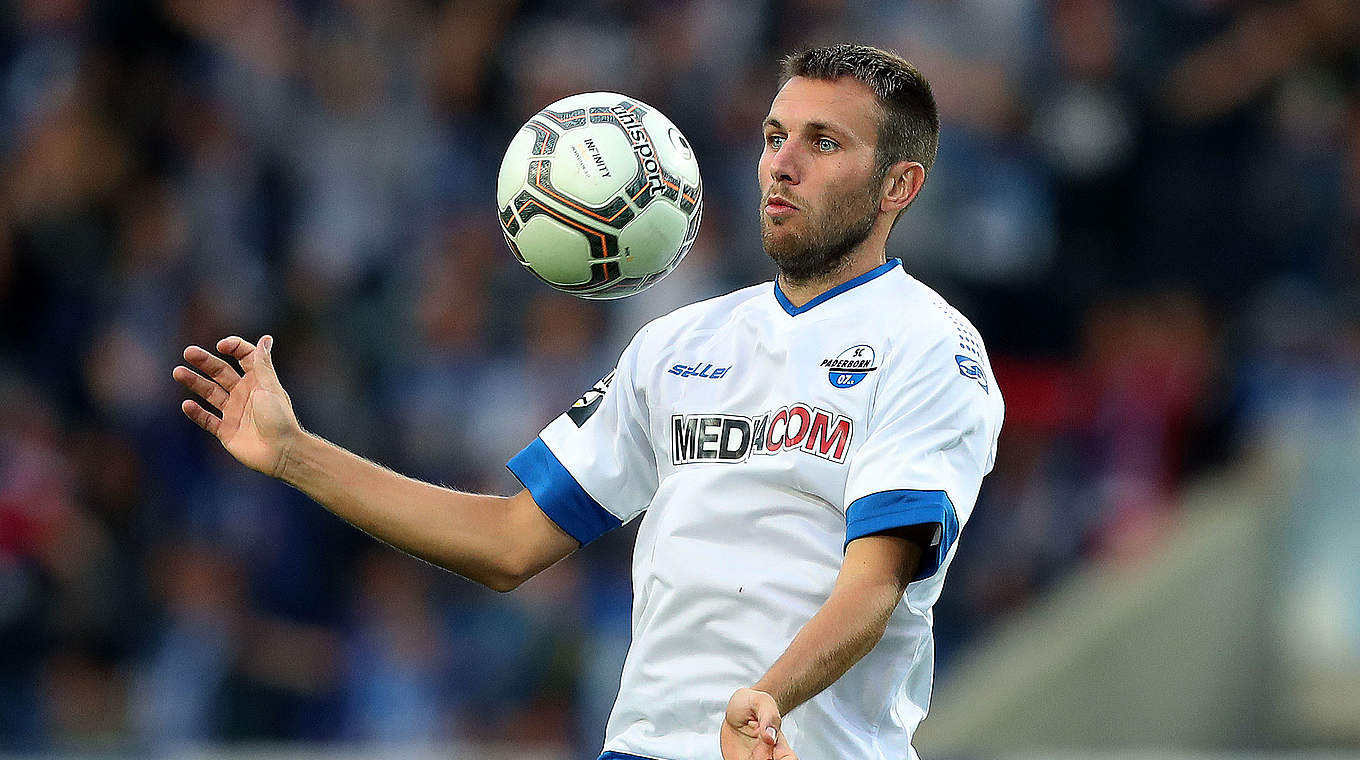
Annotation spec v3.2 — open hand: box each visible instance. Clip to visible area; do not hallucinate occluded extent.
[172,335,301,478]
[721,688,798,760]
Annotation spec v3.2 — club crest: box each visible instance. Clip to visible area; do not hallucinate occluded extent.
[821,344,878,389]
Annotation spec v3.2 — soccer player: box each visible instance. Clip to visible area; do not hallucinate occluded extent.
[173,44,1003,760]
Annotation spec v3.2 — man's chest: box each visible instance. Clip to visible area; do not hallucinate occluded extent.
[639,320,890,486]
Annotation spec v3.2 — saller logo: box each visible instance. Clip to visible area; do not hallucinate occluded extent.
[668,362,729,379]
[672,403,853,465]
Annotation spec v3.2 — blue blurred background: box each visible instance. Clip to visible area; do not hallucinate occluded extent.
[1,0,1358,757]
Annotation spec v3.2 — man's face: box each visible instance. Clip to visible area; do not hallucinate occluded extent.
[759,76,884,282]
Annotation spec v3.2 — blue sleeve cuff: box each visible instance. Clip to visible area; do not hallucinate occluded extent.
[845,490,959,581]
[507,437,622,546]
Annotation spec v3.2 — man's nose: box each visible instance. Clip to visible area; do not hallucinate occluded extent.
[767,144,800,185]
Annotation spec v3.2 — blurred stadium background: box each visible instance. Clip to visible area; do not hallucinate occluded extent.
[1,0,1359,757]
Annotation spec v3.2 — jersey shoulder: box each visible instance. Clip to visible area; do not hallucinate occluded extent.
[877,269,1004,418]
[630,280,770,352]
[878,269,989,357]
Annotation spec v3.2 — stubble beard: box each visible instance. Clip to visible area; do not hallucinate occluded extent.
[760,177,882,285]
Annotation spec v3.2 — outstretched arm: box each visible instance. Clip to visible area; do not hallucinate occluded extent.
[720,526,929,760]
[172,335,578,591]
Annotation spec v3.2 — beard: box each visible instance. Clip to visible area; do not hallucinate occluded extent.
[760,175,881,283]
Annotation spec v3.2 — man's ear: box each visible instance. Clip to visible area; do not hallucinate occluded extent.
[880,161,926,214]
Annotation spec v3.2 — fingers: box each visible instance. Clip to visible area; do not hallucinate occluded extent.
[200,334,278,383]
[177,335,281,442]
[172,365,230,410]
[725,688,782,744]
[726,690,758,731]
[184,345,241,390]
[181,399,221,437]
[751,694,782,746]
[217,335,257,360]
[722,688,790,760]
[228,334,280,383]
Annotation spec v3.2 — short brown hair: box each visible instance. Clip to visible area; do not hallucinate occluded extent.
[780,44,940,179]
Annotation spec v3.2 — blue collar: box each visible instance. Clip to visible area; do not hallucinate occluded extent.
[773,258,903,316]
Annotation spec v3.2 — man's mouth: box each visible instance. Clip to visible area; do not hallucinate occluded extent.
[765,194,798,216]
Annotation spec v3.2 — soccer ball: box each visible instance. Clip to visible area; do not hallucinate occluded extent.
[496,92,703,299]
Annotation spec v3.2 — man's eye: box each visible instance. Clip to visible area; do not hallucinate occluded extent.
[817,138,839,152]
[766,134,786,150]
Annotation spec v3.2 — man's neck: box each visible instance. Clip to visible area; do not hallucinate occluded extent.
[776,249,888,309]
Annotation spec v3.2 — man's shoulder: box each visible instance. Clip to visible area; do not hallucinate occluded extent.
[880,269,1004,417]
[634,281,771,343]
[875,268,984,348]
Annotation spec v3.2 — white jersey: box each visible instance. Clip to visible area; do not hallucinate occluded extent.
[508,259,1003,760]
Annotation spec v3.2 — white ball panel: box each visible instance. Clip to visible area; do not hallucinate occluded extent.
[496,127,537,209]
[642,108,701,188]
[541,91,630,113]
[516,215,596,286]
[544,124,634,207]
[617,203,687,277]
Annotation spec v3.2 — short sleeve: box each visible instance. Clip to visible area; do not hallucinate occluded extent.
[843,333,1002,581]
[507,327,657,546]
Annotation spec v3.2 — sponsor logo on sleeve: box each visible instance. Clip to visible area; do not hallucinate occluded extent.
[955,355,989,393]
[820,344,877,388]
[671,403,853,465]
[567,369,615,427]
[934,295,991,394]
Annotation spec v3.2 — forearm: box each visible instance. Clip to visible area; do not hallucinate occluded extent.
[278,431,528,590]
[753,580,901,714]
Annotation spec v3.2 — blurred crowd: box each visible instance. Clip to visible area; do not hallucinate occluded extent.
[1,0,1358,755]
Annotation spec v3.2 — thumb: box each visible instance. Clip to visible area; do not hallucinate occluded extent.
[256,335,277,371]
[250,335,286,390]
[754,695,782,746]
